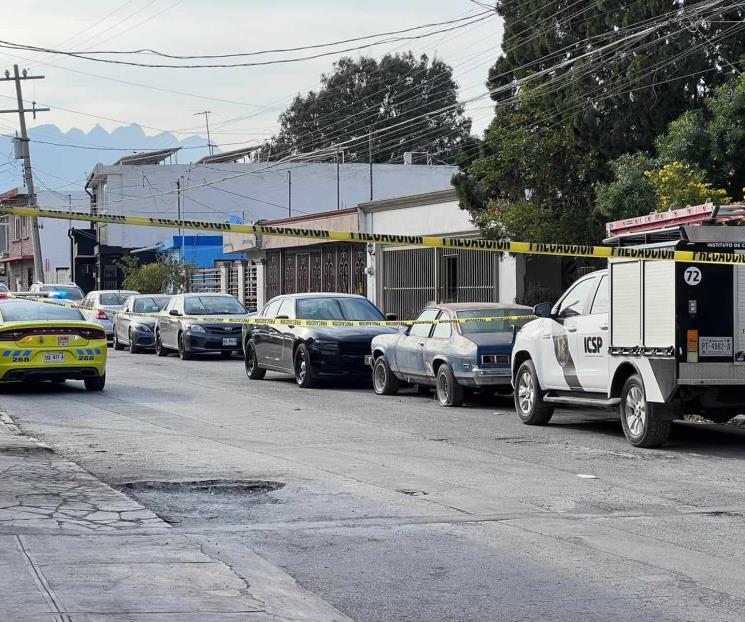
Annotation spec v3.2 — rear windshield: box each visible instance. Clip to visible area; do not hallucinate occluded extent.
[40,285,83,301]
[296,297,384,321]
[100,293,134,306]
[133,297,170,313]
[0,301,84,322]
[456,309,534,334]
[184,296,246,315]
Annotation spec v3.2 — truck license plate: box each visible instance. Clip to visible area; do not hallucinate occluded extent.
[699,337,733,357]
[222,338,238,347]
[44,352,65,364]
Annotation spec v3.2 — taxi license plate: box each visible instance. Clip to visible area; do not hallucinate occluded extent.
[222,338,238,347]
[44,352,65,364]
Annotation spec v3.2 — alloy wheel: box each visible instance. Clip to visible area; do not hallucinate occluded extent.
[517,370,534,414]
[296,352,307,384]
[625,386,646,437]
[437,372,450,403]
[373,361,386,392]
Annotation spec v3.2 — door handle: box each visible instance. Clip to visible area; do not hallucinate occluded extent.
[600,323,608,330]
[566,326,577,333]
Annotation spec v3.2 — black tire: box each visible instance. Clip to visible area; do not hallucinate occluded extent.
[155,332,169,357]
[84,375,105,392]
[220,351,233,359]
[435,363,464,407]
[514,360,554,425]
[294,344,315,388]
[178,333,192,361]
[128,330,140,354]
[620,375,671,448]
[244,341,266,380]
[112,329,124,351]
[372,355,399,395]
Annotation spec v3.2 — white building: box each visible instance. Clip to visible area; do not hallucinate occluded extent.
[85,148,458,251]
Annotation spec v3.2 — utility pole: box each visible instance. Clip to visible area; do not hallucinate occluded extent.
[0,65,49,283]
[336,151,341,210]
[194,110,213,156]
[368,131,374,201]
[176,178,183,263]
[288,170,292,217]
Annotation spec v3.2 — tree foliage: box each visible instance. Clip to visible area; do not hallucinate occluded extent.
[260,52,471,164]
[118,255,194,294]
[455,0,745,243]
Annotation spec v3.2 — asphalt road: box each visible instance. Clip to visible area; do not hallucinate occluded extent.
[2,350,745,621]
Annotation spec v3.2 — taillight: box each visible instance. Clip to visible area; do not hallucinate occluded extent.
[95,309,108,320]
[80,328,106,341]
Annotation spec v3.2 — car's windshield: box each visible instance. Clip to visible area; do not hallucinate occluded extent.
[100,292,135,306]
[296,297,384,321]
[133,296,170,313]
[184,296,246,315]
[40,285,83,301]
[457,309,534,334]
[0,301,84,322]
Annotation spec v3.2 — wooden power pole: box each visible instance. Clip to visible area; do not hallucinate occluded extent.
[0,65,49,283]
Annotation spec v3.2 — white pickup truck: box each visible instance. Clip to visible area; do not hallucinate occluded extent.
[511,226,745,447]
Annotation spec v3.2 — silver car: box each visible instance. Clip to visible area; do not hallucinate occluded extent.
[155,293,249,360]
[80,290,140,342]
[113,294,172,353]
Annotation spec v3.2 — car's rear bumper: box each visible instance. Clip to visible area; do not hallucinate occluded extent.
[460,366,512,386]
[1,366,103,382]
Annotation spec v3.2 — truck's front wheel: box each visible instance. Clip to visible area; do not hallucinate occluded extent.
[620,375,671,448]
[514,360,553,425]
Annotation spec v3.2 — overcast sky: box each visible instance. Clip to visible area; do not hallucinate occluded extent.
[0,0,503,148]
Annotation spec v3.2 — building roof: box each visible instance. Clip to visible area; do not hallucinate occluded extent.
[114,148,181,166]
[358,188,457,213]
[0,188,27,204]
[257,207,358,227]
[197,147,257,164]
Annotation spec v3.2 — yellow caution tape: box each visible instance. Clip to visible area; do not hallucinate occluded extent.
[7,294,535,327]
[2,205,745,265]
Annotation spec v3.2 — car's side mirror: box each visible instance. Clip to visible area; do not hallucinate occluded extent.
[385,313,398,321]
[169,309,180,316]
[533,302,553,318]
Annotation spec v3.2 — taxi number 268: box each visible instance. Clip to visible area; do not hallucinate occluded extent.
[11,356,30,363]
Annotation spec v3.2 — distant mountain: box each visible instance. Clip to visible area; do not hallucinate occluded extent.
[0,123,211,194]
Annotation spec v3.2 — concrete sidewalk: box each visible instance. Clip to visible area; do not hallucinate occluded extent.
[0,414,350,621]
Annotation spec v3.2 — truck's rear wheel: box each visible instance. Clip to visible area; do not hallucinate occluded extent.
[514,360,553,425]
[620,374,671,448]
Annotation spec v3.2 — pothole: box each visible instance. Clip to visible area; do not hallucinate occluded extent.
[117,479,285,526]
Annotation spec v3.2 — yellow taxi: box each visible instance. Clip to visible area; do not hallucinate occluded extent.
[0,297,107,391]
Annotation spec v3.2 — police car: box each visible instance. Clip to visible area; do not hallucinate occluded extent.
[512,225,745,448]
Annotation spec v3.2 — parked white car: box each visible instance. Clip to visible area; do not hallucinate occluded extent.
[80,290,140,342]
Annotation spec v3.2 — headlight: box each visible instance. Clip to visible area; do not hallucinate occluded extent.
[133,323,152,333]
[311,339,339,352]
[189,324,206,334]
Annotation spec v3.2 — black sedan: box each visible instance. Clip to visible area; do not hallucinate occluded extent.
[243,293,397,387]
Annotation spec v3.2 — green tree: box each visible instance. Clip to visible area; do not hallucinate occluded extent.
[596,153,657,221]
[455,0,745,243]
[645,162,729,211]
[119,256,194,294]
[261,52,471,164]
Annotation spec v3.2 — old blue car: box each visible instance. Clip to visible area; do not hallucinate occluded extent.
[369,303,534,407]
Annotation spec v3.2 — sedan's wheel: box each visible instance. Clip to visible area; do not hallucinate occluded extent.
[620,375,671,448]
[373,355,399,395]
[178,333,193,361]
[112,330,124,351]
[244,341,266,380]
[514,360,553,425]
[128,329,140,354]
[435,363,463,407]
[155,332,168,357]
[294,344,316,388]
[84,375,105,392]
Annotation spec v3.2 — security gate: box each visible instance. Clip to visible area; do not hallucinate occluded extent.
[265,243,367,301]
[382,247,499,320]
